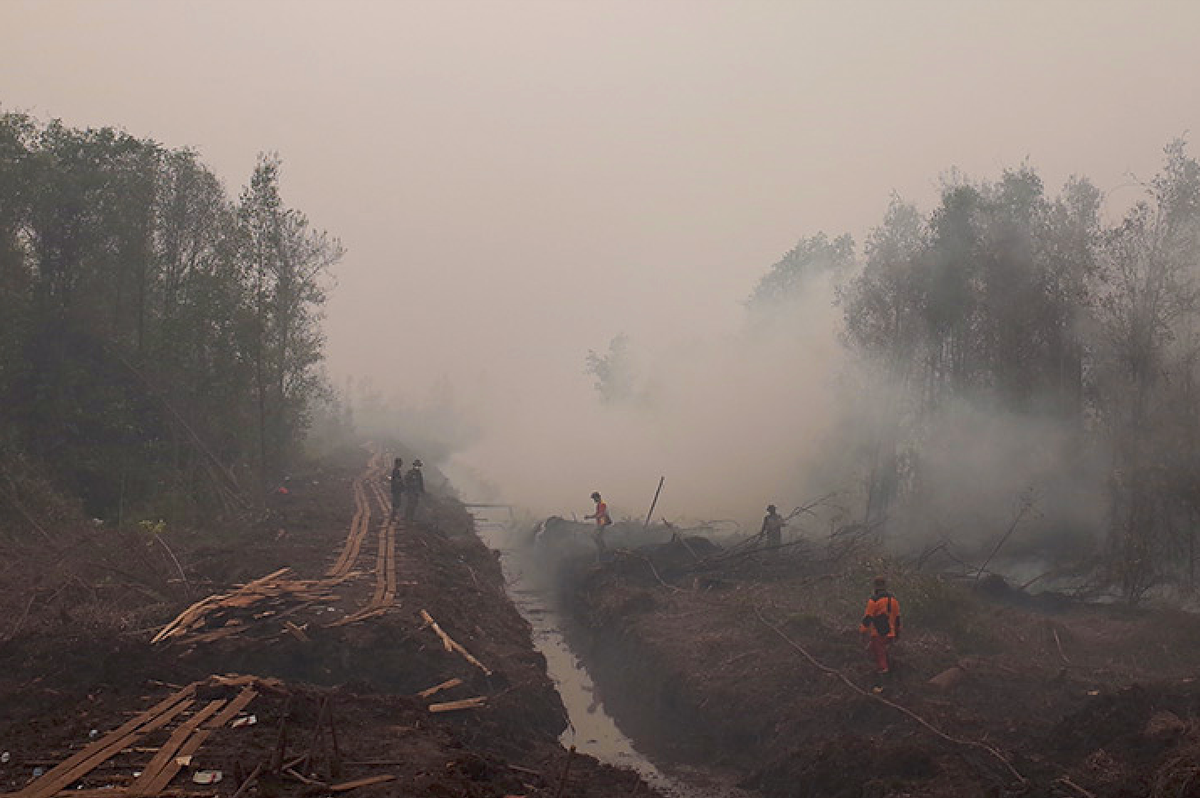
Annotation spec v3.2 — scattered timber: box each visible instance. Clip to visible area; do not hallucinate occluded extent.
[428,696,487,713]
[419,609,493,676]
[328,775,396,792]
[151,570,339,646]
[417,677,464,698]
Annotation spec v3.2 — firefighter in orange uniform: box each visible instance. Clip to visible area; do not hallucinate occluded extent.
[860,576,901,675]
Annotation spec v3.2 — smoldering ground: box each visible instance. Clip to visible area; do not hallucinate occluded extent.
[418,267,1113,575]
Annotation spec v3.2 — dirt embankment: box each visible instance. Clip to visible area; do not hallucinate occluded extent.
[0,447,660,798]
[557,529,1200,798]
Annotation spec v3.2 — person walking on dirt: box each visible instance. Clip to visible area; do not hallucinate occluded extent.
[389,457,404,521]
[584,491,613,560]
[403,459,425,522]
[860,576,901,676]
[760,504,786,548]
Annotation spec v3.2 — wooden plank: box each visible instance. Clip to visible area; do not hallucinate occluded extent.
[417,678,463,699]
[205,687,258,728]
[127,699,226,795]
[283,621,310,642]
[152,596,223,643]
[52,790,202,798]
[284,768,326,786]
[329,479,370,578]
[153,568,294,644]
[234,567,294,590]
[428,696,486,713]
[327,606,389,628]
[16,693,196,798]
[14,689,195,797]
[139,728,214,794]
[211,674,283,689]
[419,610,492,676]
[328,774,395,792]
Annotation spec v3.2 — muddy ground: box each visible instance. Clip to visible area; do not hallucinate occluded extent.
[0,446,656,798]
[7,449,1200,798]
[540,520,1200,798]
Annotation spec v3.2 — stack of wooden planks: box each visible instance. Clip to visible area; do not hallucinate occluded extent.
[151,569,339,646]
[10,679,259,798]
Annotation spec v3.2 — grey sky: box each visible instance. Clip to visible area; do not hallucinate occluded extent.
[4,0,1199,517]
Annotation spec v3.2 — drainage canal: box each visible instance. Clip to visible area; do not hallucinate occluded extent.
[469,509,755,798]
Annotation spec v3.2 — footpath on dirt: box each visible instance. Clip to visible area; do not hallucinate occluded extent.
[0,447,659,798]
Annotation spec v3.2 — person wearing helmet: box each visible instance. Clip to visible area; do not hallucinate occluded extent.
[403,459,425,522]
[760,504,786,548]
[584,491,612,560]
[388,457,404,521]
[860,576,901,676]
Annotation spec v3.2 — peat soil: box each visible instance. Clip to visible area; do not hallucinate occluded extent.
[0,446,659,798]
[535,519,1200,798]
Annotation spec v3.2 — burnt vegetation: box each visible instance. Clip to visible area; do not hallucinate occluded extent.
[735,142,1200,604]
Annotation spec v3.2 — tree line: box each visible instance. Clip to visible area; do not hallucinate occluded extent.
[0,111,342,527]
[751,141,1200,600]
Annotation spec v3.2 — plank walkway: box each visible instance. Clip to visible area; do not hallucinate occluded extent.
[7,683,258,798]
[152,447,401,645]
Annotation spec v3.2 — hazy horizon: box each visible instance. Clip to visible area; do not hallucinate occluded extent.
[5,0,1199,528]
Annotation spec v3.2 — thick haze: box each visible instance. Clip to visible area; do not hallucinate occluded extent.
[4,0,1200,526]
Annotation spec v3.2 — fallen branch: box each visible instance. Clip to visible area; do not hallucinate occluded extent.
[284,767,326,786]
[785,491,838,522]
[428,696,487,713]
[1052,626,1071,665]
[418,677,464,699]
[619,550,681,592]
[974,490,1036,585]
[753,606,1025,787]
[642,476,665,529]
[329,775,395,792]
[229,763,262,798]
[153,532,191,599]
[672,537,812,577]
[419,609,493,676]
[2,589,38,643]
[1055,776,1097,798]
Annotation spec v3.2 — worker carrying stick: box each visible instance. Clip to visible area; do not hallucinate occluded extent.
[759,504,786,548]
[860,575,901,676]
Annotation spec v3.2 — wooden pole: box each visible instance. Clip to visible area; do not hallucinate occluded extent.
[229,764,262,798]
[553,746,576,798]
[643,477,665,529]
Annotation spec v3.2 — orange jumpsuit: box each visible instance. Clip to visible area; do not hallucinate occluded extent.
[860,591,901,674]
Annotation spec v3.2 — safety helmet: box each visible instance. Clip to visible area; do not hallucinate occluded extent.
[591,491,601,500]
[767,504,776,513]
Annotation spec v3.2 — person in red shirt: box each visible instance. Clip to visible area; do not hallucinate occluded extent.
[860,576,901,675]
[585,491,613,560]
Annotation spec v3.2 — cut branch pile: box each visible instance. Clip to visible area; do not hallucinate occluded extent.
[151,568,340,646]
